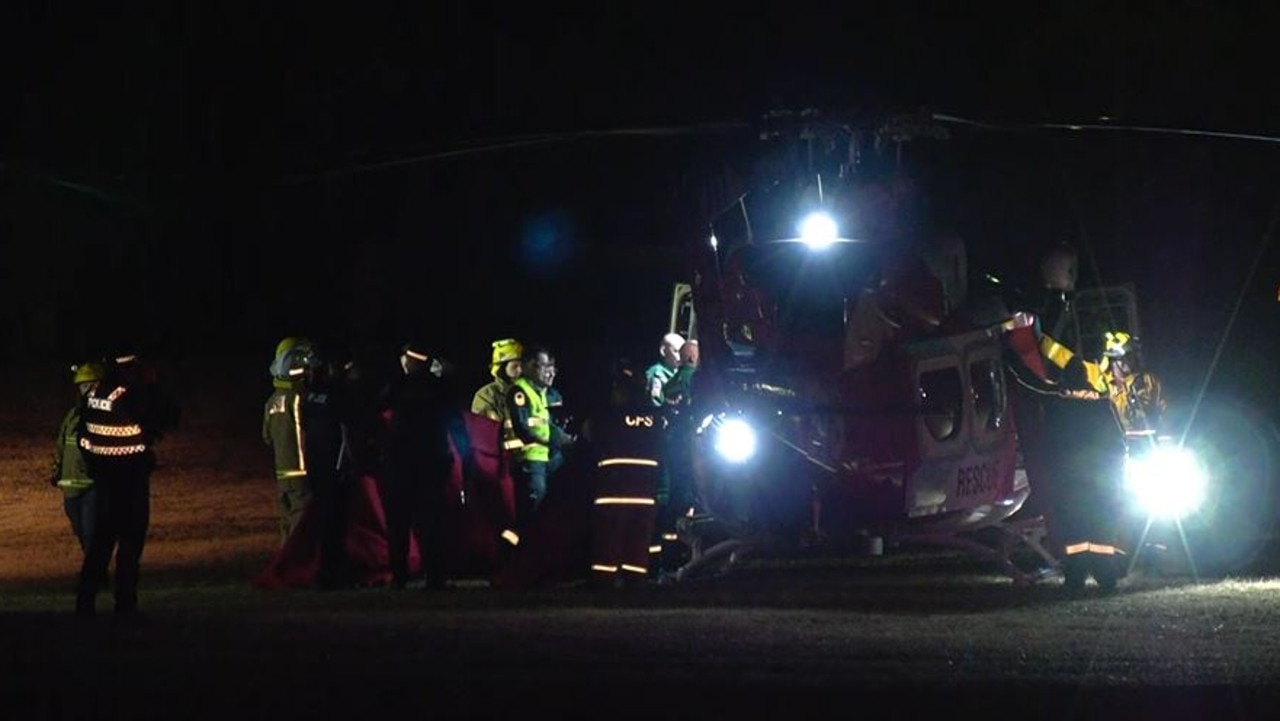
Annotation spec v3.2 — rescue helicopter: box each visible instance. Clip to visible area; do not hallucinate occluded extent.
[654,110,1197,586]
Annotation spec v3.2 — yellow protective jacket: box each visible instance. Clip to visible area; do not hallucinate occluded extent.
[263,385,307,481]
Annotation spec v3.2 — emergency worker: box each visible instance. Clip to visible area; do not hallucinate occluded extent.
[583,360,666,589]
[645,333,686,408]
[75,352,180,617]
[379,341,456,590]
[472,338,524,453]
[52,362,105,553]
[1010,314,1130,591]
[544,354,572,477]
[505,346,575,529]
[1103,332,1167,436]
[653,340,700,572]
[294,342,357,590]
[262,337,312,542]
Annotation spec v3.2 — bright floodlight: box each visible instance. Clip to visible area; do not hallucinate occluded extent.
[1125,445,1207,519]
[714,417,758,464]
[798,212,838,249]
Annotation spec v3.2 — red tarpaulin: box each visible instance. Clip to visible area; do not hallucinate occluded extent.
[252,411,517,589]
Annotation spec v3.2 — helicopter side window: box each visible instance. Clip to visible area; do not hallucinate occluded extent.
[969,359,1006,432]
[918,367,963,442]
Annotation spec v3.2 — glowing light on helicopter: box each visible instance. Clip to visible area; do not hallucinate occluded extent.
[1124,444,1207,519]
[713,417,758,463]
[798,212,838,249]
[710,232,719,250]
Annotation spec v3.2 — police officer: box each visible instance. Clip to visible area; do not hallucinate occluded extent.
[75,352,179,617]
[294,342,358,590]
[263,337,312,543]
[52,362,105,553]
[583,360,666,589]
[379,341,457,590]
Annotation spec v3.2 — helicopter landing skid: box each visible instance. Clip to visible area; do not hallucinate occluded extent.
[662,515,764,584]
[892,514,1060,586]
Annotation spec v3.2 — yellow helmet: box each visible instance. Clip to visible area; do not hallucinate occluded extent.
[270,336,311,379]
[1104,331,1134,358]
[491,338,523,367]
[72,362,105,385]
[275,336,307,360]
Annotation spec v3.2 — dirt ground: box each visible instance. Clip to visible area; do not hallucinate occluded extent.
[4,359,1280,720]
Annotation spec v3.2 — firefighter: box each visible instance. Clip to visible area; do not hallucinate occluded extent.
[505,346,575,529]
[52,361,105,553]
[583,359,666,589]
[1103,331,1167,436]
[472,338,525,451]
[262,337,313,543]
[1015,319,1130,591]
[379,340,457,590]
[75,352,180,617]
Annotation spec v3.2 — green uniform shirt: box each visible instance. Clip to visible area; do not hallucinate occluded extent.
[53,405,93,497]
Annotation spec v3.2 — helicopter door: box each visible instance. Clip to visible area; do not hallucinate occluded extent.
[905,330,1016,518]
[908,342,970,515]
[668,282,697,340]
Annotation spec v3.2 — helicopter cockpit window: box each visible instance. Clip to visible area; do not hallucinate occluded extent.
[737,242,877,340]
[969,359,1006,432]
[918,367,963,442]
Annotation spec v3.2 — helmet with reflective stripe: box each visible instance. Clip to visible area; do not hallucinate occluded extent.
[1104,331,1136,358]
[270,337,312,379]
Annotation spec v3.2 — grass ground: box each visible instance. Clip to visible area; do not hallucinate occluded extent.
[4,359,1280,719]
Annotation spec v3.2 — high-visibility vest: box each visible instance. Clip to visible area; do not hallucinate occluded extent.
[79,384,148,458]
[512,377,551,463]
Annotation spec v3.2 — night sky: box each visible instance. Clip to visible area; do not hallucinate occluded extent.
[5,2,1280,415]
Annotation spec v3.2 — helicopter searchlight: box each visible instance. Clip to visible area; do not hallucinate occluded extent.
[797,211,839,250]
[713,417,758,464]
[1124,443,1208,520]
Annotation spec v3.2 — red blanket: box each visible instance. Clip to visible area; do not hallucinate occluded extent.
[252,411,517,589]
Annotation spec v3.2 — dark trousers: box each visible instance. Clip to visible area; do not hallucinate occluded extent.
[77,458,152,615]
[513,460,549,530]
[64,486,98,553]
[385,462,449,588]
[310,470,350,588]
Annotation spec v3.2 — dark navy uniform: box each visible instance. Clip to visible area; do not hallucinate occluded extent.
[75,356,179,616]
[299,359,359,590]
[379,353,456,590]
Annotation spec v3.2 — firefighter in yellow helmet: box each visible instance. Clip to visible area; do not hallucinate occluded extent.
[263,337,314,543]
[51,361,105,553]
[472,338,525,453]
[1103,331,1167,436]
[1030,327,1130,592]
